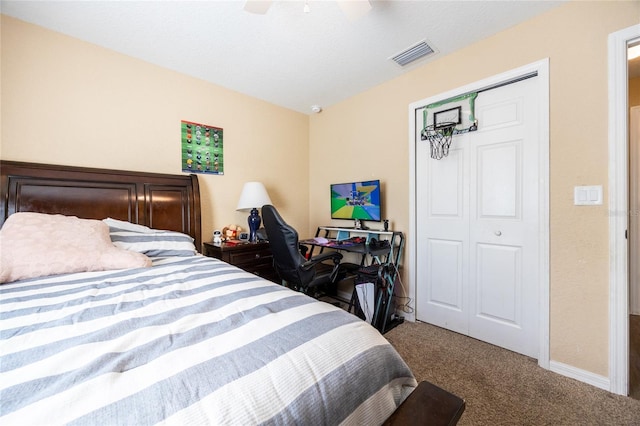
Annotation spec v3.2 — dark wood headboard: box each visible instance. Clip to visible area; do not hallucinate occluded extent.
[0,161,202,252]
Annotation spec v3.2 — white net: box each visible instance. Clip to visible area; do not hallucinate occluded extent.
[422,123,456,160]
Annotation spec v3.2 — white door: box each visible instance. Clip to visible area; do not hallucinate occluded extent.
[415,76,540,358]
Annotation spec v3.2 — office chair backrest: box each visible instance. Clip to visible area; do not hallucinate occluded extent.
[261,204,315,286]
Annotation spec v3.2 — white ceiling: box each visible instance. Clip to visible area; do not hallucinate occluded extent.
[1,0,567,114]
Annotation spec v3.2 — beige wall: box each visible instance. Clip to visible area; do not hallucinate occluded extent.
[2,0,639,380]
[310,0,640,376]
[0,15,310,241]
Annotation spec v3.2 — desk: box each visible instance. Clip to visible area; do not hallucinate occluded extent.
[299,238,393,262]
[303,226,404,269]
[302,226,405,333]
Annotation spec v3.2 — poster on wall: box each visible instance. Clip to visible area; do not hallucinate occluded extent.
[181,120,223,175]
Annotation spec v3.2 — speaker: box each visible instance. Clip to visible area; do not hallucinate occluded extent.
[369,238,390,250]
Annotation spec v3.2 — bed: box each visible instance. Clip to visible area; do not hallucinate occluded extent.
[0,161,418,425]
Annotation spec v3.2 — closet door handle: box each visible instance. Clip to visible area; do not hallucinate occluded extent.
[494,231,502,236]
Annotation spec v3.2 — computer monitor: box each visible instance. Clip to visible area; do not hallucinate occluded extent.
[330,180,382,223]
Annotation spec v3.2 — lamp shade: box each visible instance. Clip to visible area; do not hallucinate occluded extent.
[236,182,272,211]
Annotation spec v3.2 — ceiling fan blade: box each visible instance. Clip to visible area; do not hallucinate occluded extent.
[244,0,273,15]
[337,0,371,20]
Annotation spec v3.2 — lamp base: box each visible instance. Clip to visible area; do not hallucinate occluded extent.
[248,208,261,243]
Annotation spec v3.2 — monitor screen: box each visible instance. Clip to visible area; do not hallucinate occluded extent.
[330,180,381,222]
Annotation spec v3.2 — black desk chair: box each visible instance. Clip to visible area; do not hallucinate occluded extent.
[262,204,351,297]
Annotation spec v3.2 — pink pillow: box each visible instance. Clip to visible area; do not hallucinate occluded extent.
[0,212,151,284]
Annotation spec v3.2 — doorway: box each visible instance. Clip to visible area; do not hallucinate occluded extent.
[408,59,550,365]
[608,23,640,397]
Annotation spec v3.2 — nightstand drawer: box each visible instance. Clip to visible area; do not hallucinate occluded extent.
[202,241,279,283]
[228,249,272,266]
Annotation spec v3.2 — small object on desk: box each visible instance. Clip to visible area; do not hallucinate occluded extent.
[383,219,389,231]
[328,238,361,247]
[368,238,390,250]
[222,224,242,241]
[314,236,329,244]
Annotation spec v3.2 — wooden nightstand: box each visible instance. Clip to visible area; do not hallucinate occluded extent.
[202,241,279,283]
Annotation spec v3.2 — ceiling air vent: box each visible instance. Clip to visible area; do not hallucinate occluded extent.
[390,40,436,67]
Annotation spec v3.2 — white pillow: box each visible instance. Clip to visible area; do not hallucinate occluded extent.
[0,213,152,284]
[103,218,197,257]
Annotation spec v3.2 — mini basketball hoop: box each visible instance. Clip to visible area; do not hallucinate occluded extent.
[422,122,456,160]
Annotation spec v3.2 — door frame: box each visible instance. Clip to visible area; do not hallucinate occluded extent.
[408,58,550,369]
[630,107,640,317]
[608,24,640,396]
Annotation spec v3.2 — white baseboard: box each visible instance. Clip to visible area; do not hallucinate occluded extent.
[549,360,610,392]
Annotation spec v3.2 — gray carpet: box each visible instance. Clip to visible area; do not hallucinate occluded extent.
[385,321,640,425]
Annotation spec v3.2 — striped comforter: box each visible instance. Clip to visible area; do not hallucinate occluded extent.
[1,255,416,425]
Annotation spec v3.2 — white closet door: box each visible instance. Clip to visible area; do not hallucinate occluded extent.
[416,76,540,358]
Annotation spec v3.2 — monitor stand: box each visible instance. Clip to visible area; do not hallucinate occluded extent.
[354,219,369,230]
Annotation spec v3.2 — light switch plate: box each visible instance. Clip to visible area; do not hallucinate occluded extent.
[574,185,603,205]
